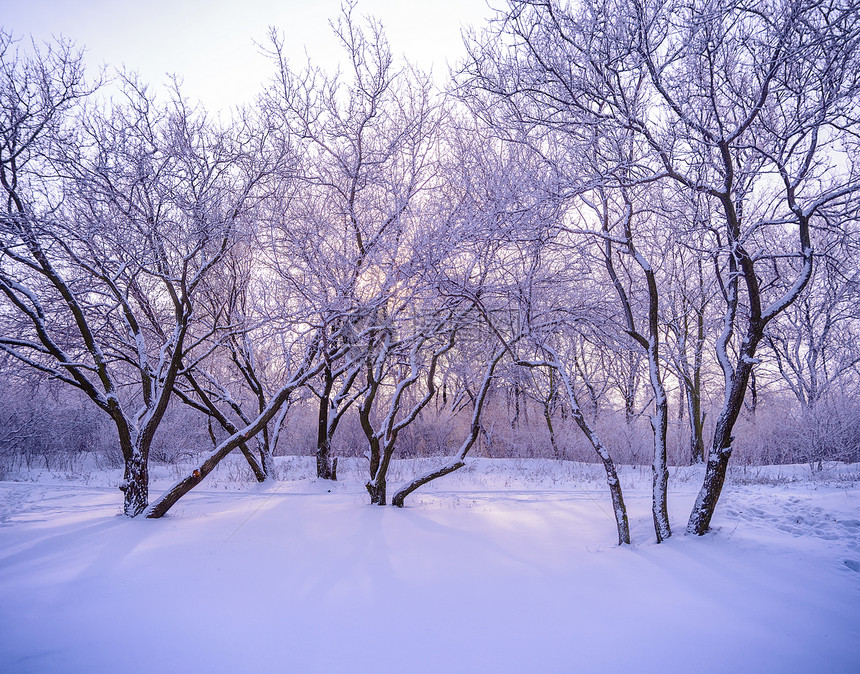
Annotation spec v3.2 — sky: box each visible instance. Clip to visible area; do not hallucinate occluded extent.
[2,0,497,112]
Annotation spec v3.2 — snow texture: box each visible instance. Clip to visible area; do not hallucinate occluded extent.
[1,458,858,673]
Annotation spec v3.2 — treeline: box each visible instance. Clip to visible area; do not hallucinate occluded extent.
[3,377,857,475]
[2,1,859,544]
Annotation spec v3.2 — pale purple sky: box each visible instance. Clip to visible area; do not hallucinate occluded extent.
[3,0,496,111]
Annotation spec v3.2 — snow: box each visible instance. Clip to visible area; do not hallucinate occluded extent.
[1,458,858,673]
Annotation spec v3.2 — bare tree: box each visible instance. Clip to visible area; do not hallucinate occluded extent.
[173,247,286,482]
[359,308,460,505]
[663,209,713,466]
[0,38,270,515]
[391,343,506,507]
[144,329,330,518]
[260,4,444,479]
[767,240,860,412]
[463,0,860,535]
[388,117,547,507]
[765,230,860,466]
[618,0,860,534]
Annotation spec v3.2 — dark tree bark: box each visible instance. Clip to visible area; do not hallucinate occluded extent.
[316,366,337,480]
[145,341,326,518]
[545,347,631,546]
[392,348,505,507]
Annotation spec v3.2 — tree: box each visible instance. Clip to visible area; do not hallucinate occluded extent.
[569,161,673,540]
[663,203,713,465]
[260,4,444,479]
[620,0,860,534]
[359,307,460,505]
[0,36,269,515]
[173,246,289,482]
[144,328,330,517]
[464,0,860,535]
[391,342,506,507]
[765,228,860,466]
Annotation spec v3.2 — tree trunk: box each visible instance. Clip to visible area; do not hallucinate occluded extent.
[544,403,561,460]
[145,354,324,518]
[688,392,705,465]
[650,400,670,542]
[687,358,755,535]
[259,444,275,481]
[392,460,465,507]
[391,349,505,508]
[577,430,631,547]
[120,452,149,517]
[316,368,336,480]
[113,414,150,516]
[193,376,267,481]
[317,436,334,480]
[366,477,386,505]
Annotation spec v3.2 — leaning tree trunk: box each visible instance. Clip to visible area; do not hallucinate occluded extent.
[603,210,670,543]
[392,459,466,507]
[392,350,505,507]
[687,352,756,535]
[145,405,286,518]
[551,352,630,545]
[687,200,812,534]
[145,347,326,518]
[187,373,268,482]
[574,412,631,546]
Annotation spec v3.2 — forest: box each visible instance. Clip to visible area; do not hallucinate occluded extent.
[2,0,860,546]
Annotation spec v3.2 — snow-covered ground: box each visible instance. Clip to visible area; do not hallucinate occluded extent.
[1,458,858,673]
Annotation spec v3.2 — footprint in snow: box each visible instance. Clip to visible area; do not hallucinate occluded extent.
[844,560,860,573]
